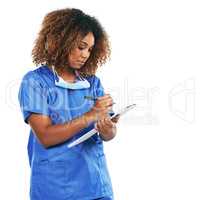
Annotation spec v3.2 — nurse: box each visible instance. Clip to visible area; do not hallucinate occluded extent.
[18,8,119,200]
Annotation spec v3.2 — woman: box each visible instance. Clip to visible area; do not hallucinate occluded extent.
[18,8,119,200]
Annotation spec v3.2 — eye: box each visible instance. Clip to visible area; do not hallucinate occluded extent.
[78,46,85,50]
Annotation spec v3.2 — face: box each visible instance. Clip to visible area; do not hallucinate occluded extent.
[68,32,95,69]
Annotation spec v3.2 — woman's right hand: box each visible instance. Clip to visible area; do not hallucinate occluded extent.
[89,94,114,121]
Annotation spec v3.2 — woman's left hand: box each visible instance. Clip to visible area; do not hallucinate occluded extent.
[95,116,119,141]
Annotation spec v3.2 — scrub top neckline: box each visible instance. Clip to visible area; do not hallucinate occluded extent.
[40,64,81,83]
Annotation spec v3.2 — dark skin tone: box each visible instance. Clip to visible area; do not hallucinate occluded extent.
[28,95,120,148]
[28,32,120,148]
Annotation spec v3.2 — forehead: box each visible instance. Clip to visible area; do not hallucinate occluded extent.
[80,32,95,47]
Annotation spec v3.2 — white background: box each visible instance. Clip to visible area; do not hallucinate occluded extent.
[1,0,200,199]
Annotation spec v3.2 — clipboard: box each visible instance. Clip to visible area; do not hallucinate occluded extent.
[67,103,136,148]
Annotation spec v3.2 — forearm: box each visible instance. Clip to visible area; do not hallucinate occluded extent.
[41,111,95,148]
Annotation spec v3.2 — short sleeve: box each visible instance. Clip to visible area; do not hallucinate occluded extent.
[18,71,50,124]
[93,76,105,98]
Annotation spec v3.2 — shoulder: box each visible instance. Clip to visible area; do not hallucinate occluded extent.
[86,74,102,85]
[21,66,42,80]
[86,75,104,96]
[21,70,38,82]
[18,66,51,99]
[20,70,39,89]
[21,65,52,86]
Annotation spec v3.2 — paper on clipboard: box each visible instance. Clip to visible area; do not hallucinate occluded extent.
[67,103,136,148]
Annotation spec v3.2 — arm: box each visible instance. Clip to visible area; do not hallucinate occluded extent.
[28,111,96,148]
[28,94,114,148]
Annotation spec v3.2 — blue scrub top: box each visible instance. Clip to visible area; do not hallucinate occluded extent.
[18,65,113,200]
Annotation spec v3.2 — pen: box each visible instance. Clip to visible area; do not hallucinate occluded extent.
[84,96,98,101]
[84,95,116,105]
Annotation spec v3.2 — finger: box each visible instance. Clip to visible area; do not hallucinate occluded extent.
[104,117,114,128]
[98,98,113,107]
[107,106,114,112]
[97,94,111,100]
[100,118,109,127]
[112,118,119,123]
[93,104,113,115]
[111,115,120,123]
[97,119,104,131]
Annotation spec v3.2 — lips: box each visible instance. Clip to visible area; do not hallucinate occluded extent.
[77,61,85,65]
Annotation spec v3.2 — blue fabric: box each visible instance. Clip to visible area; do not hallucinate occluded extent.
[94,196,113,200]
[18,65,113,200]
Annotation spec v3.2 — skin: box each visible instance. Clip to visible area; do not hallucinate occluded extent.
[28,32,119,148]
[68,32,95,70]
[56,32,95,83]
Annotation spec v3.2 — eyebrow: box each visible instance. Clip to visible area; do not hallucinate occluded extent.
[80,41,94,48]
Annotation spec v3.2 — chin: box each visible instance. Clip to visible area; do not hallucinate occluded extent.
[74,66,82,70]
[75,64,84,69]
[69,65,81,70]
[69,62,84,70]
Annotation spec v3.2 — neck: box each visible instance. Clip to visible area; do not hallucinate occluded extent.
[53,66,77,83]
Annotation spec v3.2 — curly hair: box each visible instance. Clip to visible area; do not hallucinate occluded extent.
[31,8,111,76]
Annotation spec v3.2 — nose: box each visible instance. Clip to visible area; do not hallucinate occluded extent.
[81,50,90,60]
